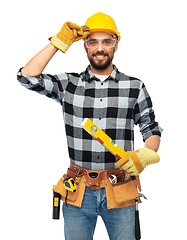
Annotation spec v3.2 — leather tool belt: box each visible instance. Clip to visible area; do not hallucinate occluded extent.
[55,163,141,209]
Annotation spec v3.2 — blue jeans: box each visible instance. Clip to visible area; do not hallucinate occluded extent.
[62,187,136,240]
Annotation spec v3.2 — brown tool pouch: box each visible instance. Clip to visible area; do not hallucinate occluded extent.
[105,176,140,209]
[55,163,141,209]
[113,179,139,203]
[55,165,87,208]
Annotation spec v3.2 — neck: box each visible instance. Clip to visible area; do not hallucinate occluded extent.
[90,63,114,75]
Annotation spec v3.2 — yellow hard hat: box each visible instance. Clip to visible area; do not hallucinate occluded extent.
[85,12,121,41]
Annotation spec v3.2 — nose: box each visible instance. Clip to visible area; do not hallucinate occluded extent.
[97,42,104,51]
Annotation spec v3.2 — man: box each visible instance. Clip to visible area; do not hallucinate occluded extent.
[17,12,162,240]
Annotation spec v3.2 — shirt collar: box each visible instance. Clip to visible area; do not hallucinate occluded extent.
[81,65,120,83]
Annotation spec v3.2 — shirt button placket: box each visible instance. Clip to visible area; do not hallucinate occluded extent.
[98,83,104,121]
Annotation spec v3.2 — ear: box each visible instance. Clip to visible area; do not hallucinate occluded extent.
[114,41,118,53]
[84,43,88,53]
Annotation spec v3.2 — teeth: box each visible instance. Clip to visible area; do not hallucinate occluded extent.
[96,55,105,58]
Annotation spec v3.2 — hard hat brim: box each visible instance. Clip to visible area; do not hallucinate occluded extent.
[85,29,121,42]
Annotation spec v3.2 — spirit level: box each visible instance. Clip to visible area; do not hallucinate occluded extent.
[81,118,127,159]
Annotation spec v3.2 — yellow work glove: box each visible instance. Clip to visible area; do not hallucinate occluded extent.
[49,21,89,53]
[115,147,160,176]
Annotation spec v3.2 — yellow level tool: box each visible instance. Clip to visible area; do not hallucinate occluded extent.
[81,118,127,159]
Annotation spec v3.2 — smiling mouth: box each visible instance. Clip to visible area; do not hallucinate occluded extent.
[95,55,106,59]
[93,53,108,59]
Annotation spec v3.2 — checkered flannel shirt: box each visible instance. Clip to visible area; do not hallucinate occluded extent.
[17,65,162,170]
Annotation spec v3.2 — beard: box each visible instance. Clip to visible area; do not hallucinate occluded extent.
[88,50,114,70]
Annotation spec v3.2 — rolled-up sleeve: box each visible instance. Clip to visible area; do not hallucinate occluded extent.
[134,82,163,141]
[17,68,69,105]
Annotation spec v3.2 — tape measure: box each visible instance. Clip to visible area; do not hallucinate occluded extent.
[63,177,76,207]
[81,118,127,159]
[63,177,76,192]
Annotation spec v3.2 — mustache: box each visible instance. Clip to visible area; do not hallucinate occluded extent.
[92,51,108,57]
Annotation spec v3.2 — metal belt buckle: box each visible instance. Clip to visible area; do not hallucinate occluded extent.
[88,172,99,179]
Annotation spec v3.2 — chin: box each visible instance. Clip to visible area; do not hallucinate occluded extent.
[90,59,112,71]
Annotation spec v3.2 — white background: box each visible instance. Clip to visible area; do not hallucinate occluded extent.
[1,0,186,239]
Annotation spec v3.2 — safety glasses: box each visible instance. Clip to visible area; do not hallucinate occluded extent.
[85,38,116,50]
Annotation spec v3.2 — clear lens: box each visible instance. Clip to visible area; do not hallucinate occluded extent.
[85,38,116,50]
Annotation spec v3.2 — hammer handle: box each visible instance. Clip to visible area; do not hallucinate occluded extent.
[135,209,141,239]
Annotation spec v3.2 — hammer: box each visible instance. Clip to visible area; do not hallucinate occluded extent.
[134,193,147,240]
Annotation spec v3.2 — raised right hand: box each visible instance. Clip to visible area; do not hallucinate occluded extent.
[49,21,89,53]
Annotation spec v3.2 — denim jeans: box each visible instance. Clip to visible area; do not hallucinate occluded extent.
[62,187,136,240]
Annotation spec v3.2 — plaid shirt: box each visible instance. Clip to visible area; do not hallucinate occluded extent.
[17,65,162,170]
